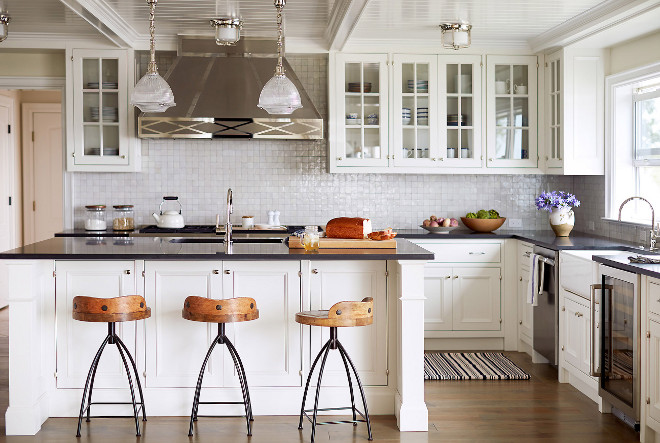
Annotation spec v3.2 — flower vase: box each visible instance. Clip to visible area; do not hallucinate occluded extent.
[549,207,575,237]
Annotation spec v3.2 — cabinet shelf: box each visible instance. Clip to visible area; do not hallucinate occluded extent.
[82,89,119,93]
[495,94,529,98]
[345,92,381,97]
[403,125,430,129]
[83,122,119,126]
[401,93,429,97]
[446,93,473,98]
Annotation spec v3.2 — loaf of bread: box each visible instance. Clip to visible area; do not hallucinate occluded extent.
[325,217,372,239]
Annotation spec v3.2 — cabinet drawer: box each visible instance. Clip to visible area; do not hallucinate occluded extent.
[417,242,501,263]
[518,242,533,269]
[649,280,660,316]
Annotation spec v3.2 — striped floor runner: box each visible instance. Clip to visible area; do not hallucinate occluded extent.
[424,352,530,380]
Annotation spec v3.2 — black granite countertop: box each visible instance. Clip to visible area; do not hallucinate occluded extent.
[55,229,131,237]
[397,229,644,251]
[593,253,660,279]
[0,236,434,261]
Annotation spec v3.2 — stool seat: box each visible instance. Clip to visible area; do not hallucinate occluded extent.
[295,297,373,328]
[182,296,259,323]
[72,295,151,323]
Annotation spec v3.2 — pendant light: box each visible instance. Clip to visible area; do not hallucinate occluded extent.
[211,18,243,46]
[130,0,175,113]
[439,23,472,50]
[0,13,11,43]
[257,0,302,115]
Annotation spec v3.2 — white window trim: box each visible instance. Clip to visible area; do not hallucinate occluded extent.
[605,61,660,227]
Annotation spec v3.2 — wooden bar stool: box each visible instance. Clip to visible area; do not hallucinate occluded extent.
[296,297,374,443]
[72,295,150,437]
[182,296,259,437]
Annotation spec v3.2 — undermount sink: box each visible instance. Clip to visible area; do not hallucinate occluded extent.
[169,238,284,244]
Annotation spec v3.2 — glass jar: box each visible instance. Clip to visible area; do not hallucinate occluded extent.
[112,205,135,231]
[301,225,320,252]
[84,205,107,231]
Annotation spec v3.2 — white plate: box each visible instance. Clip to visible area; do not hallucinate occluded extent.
[419,225,458,234]
[254,224,285,230]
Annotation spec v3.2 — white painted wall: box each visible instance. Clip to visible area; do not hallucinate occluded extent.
[0,51,65,78]
[609,30,660,75]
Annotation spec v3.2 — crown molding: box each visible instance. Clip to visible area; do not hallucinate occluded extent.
[529,0,660,53]
[343,37,532,53]
[58,0,140,48]
[0,32,109,49]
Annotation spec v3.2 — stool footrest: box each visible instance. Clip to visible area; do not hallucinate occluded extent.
[195,415,251,418]
[302,406,367,426]
[197,401,246,405]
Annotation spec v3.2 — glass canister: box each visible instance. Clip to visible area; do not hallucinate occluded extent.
[84,205,107,231]
[301,225,320,252]
[112,205,135,231]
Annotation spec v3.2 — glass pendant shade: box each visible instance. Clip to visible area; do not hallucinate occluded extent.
[440,23,472,50]
[258,74,302,115]
[131,71,175,113]
[211,18,242,45]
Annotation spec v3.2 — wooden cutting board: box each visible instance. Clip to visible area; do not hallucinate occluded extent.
[288,236,397,249]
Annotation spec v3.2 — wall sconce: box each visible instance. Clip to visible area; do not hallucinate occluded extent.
[440,23,472,50]
[0,14,11,43]
[210,18,243,46]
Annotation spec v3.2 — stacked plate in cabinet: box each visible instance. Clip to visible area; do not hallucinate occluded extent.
[347,82,371,93]
[407,80,428,93]
[90,107,118,122]
[417,107,428,126]
[402,107,411,125]
[447,114,467,126]
[86,82,118,89]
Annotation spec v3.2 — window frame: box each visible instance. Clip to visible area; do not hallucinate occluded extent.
[606,61,660,226]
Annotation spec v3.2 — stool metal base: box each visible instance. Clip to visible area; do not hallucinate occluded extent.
[76,322,146,437]
[188,323,254,437]
[298,327,373,443]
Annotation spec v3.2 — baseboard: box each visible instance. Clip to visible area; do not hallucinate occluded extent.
[424,337,504,351]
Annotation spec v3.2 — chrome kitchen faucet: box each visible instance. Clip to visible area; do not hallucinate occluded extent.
[618,196,659,250]
[225,188,233,253]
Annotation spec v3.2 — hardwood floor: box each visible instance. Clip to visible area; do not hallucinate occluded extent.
[0,308,639,442]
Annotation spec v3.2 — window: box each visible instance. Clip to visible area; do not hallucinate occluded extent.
[607,64,660,226]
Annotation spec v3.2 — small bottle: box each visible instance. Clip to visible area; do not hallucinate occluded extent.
[84,205,107,231]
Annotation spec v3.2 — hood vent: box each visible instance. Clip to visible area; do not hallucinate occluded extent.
[138,37,323,140]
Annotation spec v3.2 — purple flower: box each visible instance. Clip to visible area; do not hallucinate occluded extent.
[535,191,581,212]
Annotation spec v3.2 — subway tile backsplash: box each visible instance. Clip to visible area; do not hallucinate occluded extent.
[72,54,590,232]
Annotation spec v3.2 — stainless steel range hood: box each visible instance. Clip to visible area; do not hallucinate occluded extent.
[138,37,323,139]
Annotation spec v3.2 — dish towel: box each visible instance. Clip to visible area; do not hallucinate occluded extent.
[527,253,544,306]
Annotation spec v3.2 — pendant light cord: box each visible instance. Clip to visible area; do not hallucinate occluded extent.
[275,0,285,76]
[147,0,157,74]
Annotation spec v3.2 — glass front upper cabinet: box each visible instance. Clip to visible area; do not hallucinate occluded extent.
[392,55,437,167]
[439,55,482,167]
[334,54,388,167]
[72,49,129,166]
[486,55,538,168]
[546,52,562,168]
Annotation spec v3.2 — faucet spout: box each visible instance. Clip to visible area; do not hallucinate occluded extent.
[619,196,657,249]
[225,188,233,252]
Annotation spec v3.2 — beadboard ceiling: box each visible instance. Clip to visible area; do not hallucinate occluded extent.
[0,0,653,51]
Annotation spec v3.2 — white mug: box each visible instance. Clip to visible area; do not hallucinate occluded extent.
[447,147,457,158]
[495,80,509,94]
[242,216,254,229]
[514,84,527,94]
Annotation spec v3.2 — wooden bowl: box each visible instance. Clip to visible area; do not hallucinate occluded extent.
[460,217,506,233]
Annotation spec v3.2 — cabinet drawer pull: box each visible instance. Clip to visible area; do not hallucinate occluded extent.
[524,251,531,257]
[468,252,486,255]
[224,270,231,274]
[124,270,131,275]
[312,269,319,274]
[453,275,458,279]
[444,276,451,279]
[212,270,219,274]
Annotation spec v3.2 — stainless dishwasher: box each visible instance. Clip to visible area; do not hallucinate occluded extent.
[533,246,559,366]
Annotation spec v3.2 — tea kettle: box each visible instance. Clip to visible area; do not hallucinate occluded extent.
[152,196,185,229]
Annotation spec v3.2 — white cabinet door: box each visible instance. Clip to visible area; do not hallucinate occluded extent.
[424,266,453,332]
[55,261,137,388]
[518,270,533,341]
[309,261,387,386]
[452,267,501,331]
[222,261,302,387]
[648,318,660,427]
[144,261,223,388]
[563,295,586,372]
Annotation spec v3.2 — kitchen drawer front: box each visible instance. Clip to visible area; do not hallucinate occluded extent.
[415,242,501,263]
[518,242,533,270]
[649,279,660,316]
[560,253,594,298]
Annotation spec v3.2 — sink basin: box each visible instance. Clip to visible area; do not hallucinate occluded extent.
[169,237,284,244]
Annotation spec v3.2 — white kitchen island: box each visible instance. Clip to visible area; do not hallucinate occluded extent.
[0,237,432,435]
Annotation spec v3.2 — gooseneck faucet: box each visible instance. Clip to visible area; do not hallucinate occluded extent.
[225,188,233,253]
[618,196,658,250]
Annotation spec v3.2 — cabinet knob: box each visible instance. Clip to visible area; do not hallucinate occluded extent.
[561,346,565,351]
[576,312,583,318]
[121,155,126,159]
[562,306,565,311]
[453,275,458,279]
[647,397,651,405]
[519,320,523,325]
[444,276,451,279]
[519,277,523,281]
[312,269,319,274]
[337,156,343,161]
[124,270,131,275]
[224,270,231,274]
[545,156,549,161]
[432,158,437,161]
[488,158,494,162]
[439,157,444,161]
[212,270,219,274]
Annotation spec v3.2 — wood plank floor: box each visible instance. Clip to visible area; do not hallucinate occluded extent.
[0,308,640,442]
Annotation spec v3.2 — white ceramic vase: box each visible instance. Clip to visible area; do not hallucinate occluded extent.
[549,206,575,237]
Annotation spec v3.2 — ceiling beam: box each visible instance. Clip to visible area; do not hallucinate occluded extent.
[58,0,140,48]
[529,0,660,53]
[325,0,370,51]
